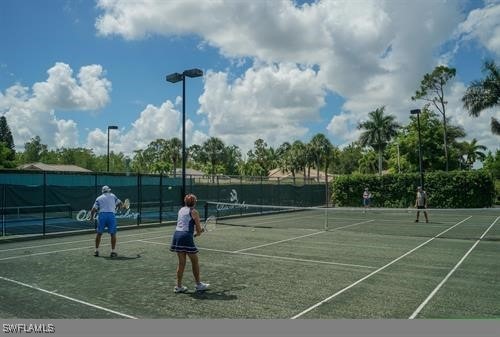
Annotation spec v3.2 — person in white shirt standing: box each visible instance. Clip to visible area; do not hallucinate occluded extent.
[90,185,123,257]
[414,186,429,223]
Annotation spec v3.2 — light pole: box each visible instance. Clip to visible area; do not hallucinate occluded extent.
[107,125,118,172]
[410,109,424,189]
[166,68,203,204]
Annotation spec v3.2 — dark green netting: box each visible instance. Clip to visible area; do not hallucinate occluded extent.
[0,171,327,238]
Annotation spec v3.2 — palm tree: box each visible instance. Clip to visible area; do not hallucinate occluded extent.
[358,150,378,174]
[290,140,307,183]
[309,133,332,182]
[462,60,500,135]
[276,142,292,178]
[305,142,315,180]
[492,118,500,134]
[358,106,400,175]
[132,149,148,173]
[167,137,182,177]
[459,138,487,170]
[202,137,226,182]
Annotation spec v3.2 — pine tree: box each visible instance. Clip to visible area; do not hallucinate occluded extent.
[0,116,15,161]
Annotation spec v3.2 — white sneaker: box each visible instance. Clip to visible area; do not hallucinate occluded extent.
[174,285,188,293]
[195,282,209,291]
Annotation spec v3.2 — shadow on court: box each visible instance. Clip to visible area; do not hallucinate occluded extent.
[101,254,143,261]
[188,289,238,301]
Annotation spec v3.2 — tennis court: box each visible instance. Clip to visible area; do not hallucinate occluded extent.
[0,203,499,319]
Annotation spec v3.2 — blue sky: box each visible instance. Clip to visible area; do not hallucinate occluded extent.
[1,0,499,158]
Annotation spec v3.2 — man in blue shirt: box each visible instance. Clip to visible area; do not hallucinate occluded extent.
[90,185,123,257]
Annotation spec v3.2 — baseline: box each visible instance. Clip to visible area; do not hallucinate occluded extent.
[0,275,137,319]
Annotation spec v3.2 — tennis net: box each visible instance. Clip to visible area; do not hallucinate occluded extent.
[205,201,500,241]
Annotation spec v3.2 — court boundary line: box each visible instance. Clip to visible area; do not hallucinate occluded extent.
[0,229,169,253]
[290,216,472,319]
[233,231,326,253]
[0,234,168,261]
[234,219,374,253]
[139,239,377,270]
[222,213,327,230]
[0,275,137,319]
[409,215,500,319]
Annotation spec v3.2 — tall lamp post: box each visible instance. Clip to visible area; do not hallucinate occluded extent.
[107,125,118,172]
[166,68,203,203]
[410,109,424,189]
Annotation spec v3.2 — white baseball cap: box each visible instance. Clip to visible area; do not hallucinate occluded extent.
[102,185,111,193]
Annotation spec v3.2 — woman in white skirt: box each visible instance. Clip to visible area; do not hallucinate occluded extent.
[170,194,209,293]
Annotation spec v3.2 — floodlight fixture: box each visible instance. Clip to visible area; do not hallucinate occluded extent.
[107,125,119,172]
[166,68,204,203]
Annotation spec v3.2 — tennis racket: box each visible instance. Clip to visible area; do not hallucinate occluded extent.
[123,198,130,210]
[202,215,217,232]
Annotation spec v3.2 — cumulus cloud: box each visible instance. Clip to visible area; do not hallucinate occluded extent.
[0,62,111,149]
[93,0,499,154]
[198,63,325,152]
[455,2,500,56]
[86,100,202,156]
[445,82,500,154]
[32,63,111,111]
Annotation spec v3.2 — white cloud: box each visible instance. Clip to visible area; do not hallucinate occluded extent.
[32,63,111,111]
[0,62,111,150]
[456,2,500,56]
[446,82,500,154]
[86,100,201,156]
[198,63,325,152]
[94,0,499,154]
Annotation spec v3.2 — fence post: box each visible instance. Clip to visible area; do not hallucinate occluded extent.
[137,173,141,226]
[278,177,281,206]
[43,172,47,236]
[1,184,5,237]
[159,173,163,224]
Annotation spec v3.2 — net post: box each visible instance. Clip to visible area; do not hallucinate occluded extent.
[324,207,328,231]
[204,202,208,221]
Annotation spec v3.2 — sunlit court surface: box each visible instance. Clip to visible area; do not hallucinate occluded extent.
[1,204,499,320]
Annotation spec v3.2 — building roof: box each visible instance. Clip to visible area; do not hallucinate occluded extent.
[268,168,335,181]
[174,168,207,176]
[18,163,92,172]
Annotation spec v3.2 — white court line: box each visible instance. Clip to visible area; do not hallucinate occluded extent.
[233,231,326,253]
[0,229,169,253]
[290,216,472,319]
[0,275,137,319]
[234,219,374,253]
[0,235,168,261]
[226,213,325,229]
[409,216,500,319]
[139,240,377,270]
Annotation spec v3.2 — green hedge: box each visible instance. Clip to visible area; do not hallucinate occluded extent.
[331,171,495,208]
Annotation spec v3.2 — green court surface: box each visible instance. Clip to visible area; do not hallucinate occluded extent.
[0,208,499,319]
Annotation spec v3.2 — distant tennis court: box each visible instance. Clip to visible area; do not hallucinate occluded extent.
[0,203,499,319]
